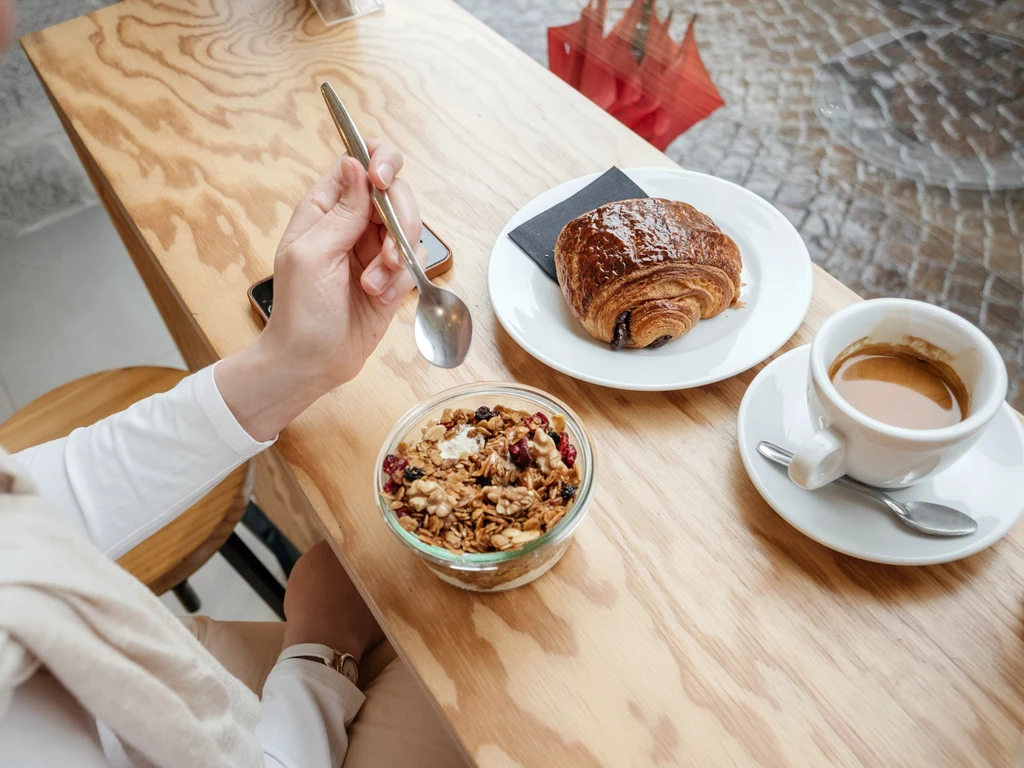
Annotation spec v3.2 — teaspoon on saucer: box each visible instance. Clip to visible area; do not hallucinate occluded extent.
[757,441,978,537]
[321,83,473,369]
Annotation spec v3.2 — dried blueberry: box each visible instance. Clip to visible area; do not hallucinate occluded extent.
[403,467,425,482]
[382,454,408,475]
[473,475,492,487]
[509,436,532,469]
[548,431,561,448]
[560,484,578,502]
[475,406,496,422]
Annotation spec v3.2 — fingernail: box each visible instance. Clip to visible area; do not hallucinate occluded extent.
[377,163,394,187]
[364,266,388,292]
[380,286,398,304]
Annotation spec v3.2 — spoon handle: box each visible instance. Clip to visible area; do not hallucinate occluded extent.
[320,83,430,294]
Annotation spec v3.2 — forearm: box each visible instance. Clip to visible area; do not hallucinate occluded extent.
[214,335,328,444]
[8,334,333,557]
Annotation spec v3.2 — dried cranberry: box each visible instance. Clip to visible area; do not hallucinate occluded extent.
[560,484,578,502]
[383,479,399,494]
[509,436,532,469]
[382,454,408,475]
[473,475,492,487]
[403,467,425,482]
[394,506,411,517]
[548,431,561,448]
[560,435,577,468]
[528,411,550,430]
[474,406,496,422]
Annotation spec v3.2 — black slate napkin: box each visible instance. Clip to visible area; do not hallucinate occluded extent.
[508,167,648,283]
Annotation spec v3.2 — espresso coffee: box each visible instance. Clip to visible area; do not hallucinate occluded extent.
[828,342,969,430]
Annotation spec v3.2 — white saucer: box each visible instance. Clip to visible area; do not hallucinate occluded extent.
[488,168,813,391]
[737,345,1024,565]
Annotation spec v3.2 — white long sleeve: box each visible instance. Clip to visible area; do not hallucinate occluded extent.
[259,653,366,768]
[4,364,363,768]
[12,364,274,559]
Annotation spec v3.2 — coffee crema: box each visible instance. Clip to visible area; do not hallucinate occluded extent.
[828,341,969,430]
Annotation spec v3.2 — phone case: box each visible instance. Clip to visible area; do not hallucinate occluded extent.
[247,281,271,324]
[425,229,453,279]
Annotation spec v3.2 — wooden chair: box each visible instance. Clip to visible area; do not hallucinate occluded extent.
[0,366,254,609]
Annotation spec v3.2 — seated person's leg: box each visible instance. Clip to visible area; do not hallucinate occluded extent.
[179,616,286,696]
[343,653,473,768]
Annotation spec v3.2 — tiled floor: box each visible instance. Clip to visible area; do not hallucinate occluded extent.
[0,202,282,622]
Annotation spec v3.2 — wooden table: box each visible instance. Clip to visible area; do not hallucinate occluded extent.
[22,1,1024,765]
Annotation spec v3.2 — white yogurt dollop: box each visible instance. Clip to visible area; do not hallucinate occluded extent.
[438,424,485,460]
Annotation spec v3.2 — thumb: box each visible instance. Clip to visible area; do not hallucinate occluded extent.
[292,157,372,260]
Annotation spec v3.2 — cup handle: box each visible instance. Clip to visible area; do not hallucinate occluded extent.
[788,428,846,490]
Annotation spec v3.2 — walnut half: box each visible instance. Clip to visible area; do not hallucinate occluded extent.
[406,478,456,518]
[485,486,538,517]
[531,428,564,474]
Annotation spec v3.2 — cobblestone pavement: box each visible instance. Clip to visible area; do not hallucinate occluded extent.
[458,0,1024,409]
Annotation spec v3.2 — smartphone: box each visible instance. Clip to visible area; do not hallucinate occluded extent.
[247,224,452,324]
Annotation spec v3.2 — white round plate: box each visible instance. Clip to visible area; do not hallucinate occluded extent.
[737,345,1024,565]
[488,167,813,390]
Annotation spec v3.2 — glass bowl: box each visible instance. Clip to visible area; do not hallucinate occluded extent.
[374,382,596,592]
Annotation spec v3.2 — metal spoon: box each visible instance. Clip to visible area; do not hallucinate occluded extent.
[320,83,473,369]
[756,441,978,537]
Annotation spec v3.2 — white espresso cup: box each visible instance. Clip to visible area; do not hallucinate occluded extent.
[788,298,1008,490]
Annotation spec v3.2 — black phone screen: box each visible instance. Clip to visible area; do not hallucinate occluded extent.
[250,277,274,319]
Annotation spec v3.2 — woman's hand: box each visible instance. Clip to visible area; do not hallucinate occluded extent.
[282,541,385,664]
[216,140,426,441]
[264,140,426,391]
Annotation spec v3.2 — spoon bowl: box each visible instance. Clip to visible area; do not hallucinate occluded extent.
[414,290,474,368]
[757,441,978,537]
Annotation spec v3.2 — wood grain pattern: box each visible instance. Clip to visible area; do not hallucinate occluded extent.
[21,1,1024,764]
[252,448,324,553]
[0,367,251,595]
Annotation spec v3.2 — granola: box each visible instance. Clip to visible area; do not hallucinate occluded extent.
[380,405,581,555]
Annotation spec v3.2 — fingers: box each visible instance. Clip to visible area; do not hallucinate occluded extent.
[290,157,372,260]
[278,139,405,256]
[360,243,429,306]
[358,177,422,288]
[366,138,404,190]
[276,155,349,252]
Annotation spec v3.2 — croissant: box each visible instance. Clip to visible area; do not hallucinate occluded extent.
[553,198,742,349]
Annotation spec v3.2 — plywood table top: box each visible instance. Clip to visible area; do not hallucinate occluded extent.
[22,1,1024,764]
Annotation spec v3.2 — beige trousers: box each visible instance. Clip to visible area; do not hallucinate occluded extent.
[181,617,471,768]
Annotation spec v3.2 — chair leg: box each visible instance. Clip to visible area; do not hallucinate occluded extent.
[220,532,286,620]
[241,500,301,576]
[172,580,202,613]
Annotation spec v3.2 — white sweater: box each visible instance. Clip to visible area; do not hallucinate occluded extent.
[0,364,363,768]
